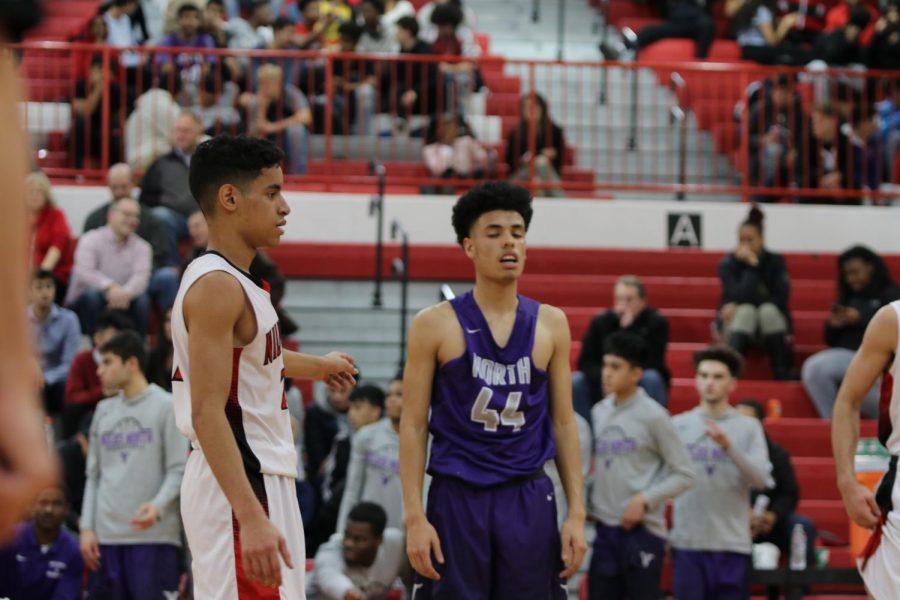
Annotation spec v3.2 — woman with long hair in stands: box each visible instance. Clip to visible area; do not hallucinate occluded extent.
[727,0,808,64]
[717,205,794,379]
[803,246,900,418]
[505,92,566,197]
[26,171,73,305]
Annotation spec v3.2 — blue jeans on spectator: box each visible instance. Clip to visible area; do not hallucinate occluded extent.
[639,369,668,408]
[281,124,309,175]
[149,267,180,311]
[151,206,189,267]
[69,288,151,336]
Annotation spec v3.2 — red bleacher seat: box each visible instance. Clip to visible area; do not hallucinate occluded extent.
[639,39,697,63]
[708,40,743,61]
[616,16,665,33]
[712,121,739,153]
[474,33,491,55]
[605,0,660,26]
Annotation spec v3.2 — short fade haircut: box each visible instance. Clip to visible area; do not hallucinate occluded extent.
[349,384,386,411]
[451,181,533,245]
[431,3,463,27]
[347,502,387,537]
[338,21,364,42]
[737,398,765,421]
[188,135,284,216]
[99,331,148,374]
[31,268,56,286]
[693,345,743,378]
[95,310,135,334]
[272,16,295,31]
[395,15,419,37]
[616,275,646,299]
[603,331,647,369]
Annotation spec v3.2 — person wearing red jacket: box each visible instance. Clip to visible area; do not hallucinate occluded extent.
[27,172,73,304]
[62,311,135,439]
[825,0,880,45]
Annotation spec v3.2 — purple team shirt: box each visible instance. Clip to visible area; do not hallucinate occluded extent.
[13,522,84,600]
[427,292,555,486]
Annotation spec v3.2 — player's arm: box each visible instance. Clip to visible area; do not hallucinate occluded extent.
[399,306,444,580]
[0,52,55,541]
[185,272,293,588]
[544,305,588,578]
[634,414,695,516]
[833,305,896,528]
[283,350,357,389]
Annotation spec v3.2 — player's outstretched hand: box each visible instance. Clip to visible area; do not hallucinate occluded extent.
[406,514,444,580]
[321,352,358,391]
[239,514,294,588]
[559,515,587,578]
[839,480,881,529]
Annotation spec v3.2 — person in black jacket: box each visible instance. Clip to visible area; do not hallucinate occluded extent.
[718,206,794,379]
[576,275,670,412]
[802,246,900,418]
[506,93,566,197]
[737,399,817,567]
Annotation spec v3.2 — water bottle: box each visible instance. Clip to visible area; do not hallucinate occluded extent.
[790,523,807,570]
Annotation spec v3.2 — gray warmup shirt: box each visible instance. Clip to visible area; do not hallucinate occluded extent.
[81,384,188,546]
[589,388,695,538]
[670,406,772,554]
[337,419,403,532]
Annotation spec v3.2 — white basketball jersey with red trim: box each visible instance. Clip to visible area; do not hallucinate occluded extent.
[886,301,900,455]
[171,252,297,478]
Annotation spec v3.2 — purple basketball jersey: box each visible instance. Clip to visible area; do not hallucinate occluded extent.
[427,291,555,486]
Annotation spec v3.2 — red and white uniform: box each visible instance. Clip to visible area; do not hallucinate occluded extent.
[859,300,900,598]
[172,252,305,599]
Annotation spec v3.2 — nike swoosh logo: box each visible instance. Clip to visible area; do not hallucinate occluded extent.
[466,328,481,334]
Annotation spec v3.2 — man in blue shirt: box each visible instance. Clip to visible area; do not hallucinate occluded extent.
[13,484,84,599]
[29,269,81,419]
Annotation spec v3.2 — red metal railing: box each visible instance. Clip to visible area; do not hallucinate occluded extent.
[14,41,900,201]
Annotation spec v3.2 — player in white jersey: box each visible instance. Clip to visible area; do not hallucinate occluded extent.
[833,301,900,599]
[172,135,357,598]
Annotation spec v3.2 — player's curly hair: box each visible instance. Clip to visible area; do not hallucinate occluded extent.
[189,135,285,216]
[451,181,533,245]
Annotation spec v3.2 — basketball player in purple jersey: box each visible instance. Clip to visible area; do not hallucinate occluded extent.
[399,182,588,599]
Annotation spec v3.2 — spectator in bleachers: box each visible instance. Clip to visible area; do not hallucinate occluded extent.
[73,15,109,81]
[417,0,477,43]
[802,246,900,419]
[295,0,337,49]
[244,63,312,174]
[670,346,771,600]
[71,57,124,171]
[261,16,304,88]
[125,74,183,171]
[13,485,83,599]
[865,1,900,70]
[147,308,175,392]
[63,311,135,439]
[429,3,480,117]
[745,75,805,200]
[202,0,230,47]
[810,5,871,65]
[80,331,187,598]
[382,0,416,33]
[389,16,438,118]
[728,0,807,64]
[307,502,409,600]
[85,163,181,313]
[358,0,398,53]
[506,93,566,197]
[310,384,383,552]
[422,112,488,194]
[337,374,403,532]
[193,71,243,135]
[104,0,143,71]
[226,0,274,48]
[139,111,204,253]
[66,196,152,336]
[329,22,378,135]
[29,269,81,419]
[306,384,354,494]
[824,0,879,45]
[718,206,794,380]
[27,172,73,303]
[629,0,715,59]
[736,399,817,568]
[156,3,217,87]
[793,103,857,202]
[587,332,693,600]
[876,78,900,181]
[577,275,671,409]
